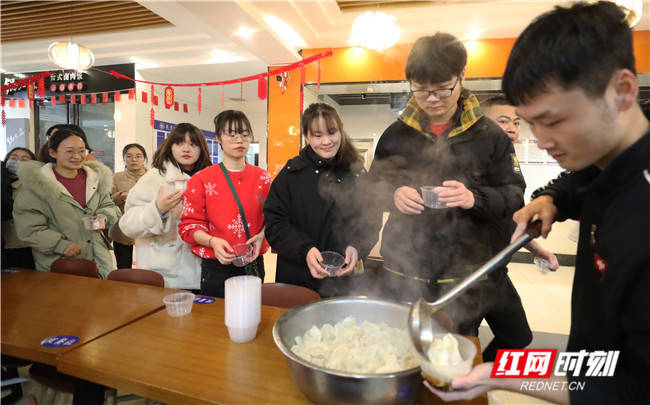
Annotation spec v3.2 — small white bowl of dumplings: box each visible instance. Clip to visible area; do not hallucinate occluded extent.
[414,333,477,389]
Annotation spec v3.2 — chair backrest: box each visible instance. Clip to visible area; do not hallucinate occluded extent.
[50,258,99,278]
[261,283,320,309]
[107,268,164,287]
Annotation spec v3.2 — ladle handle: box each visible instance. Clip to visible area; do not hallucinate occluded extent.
[429,220,542,308]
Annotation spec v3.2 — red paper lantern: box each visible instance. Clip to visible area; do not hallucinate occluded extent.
[174,102,179,111]
[77,82,84,91]
[183,103,188,113]
[67,83,74,91]
[59,94,65,104]
[38,77,45,96]
[58,83,65,92]
[102,92,108,103]
[164,86,174,108]
[81,94,87,105]
[9,99,16,108]
[141,92,148,103]
[51,97,56,106]
[91,93,97,104]
[114,91,121,102]
[50,84,57,92]
[257,77,267,100]
[18,99,25,108]
[128,89,135,100]
[153,95,158,106]
[27,84,35,100]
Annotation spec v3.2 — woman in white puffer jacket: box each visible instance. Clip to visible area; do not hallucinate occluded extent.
[119,123,212,289]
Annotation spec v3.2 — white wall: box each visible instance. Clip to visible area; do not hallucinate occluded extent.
[0,104,34,159]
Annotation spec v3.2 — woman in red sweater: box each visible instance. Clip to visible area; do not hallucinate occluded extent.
[179,110,271,297]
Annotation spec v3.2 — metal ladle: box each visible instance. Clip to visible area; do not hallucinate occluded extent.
[408,221,543,357]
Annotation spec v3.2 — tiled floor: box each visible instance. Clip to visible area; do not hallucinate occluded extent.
[9,251,574,405]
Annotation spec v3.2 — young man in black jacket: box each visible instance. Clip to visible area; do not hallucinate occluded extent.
[368,32,529,356]
[429,2,650,404]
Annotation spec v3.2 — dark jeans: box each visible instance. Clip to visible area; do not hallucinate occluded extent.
[113,242,133,269]
[200,256,265,298]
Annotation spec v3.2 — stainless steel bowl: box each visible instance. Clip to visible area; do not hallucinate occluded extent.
[273,296,421,404]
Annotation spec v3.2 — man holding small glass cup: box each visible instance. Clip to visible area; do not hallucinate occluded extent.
[368,32,529,358]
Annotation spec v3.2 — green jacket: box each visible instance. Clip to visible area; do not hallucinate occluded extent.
[13,160,121,277]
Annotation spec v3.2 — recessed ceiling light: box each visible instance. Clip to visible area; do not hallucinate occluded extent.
[263,15,306,48]
[235,26,256,39]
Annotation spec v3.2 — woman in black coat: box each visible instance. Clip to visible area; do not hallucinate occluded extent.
[263,103,372,297]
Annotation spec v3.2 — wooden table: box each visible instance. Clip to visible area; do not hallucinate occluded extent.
[1,269,176,366]
[58,298,309,404]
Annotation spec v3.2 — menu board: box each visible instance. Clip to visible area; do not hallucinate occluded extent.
[514,139,559,165]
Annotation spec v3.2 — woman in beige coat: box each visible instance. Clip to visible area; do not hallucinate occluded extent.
[111,143,147,268]
[13,128,121,277]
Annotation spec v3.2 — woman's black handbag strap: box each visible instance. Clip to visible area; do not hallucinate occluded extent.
[219,163,251,240]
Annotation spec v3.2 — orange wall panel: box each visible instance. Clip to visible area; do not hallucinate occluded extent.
[304,31,649,84]
[267,67,301,178]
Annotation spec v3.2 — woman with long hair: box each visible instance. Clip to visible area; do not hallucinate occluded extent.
[13,129,120,276]
[2,147,37,268]
[179,110,271,298]
[264,103,372,296]
[110,143,148,268]
[119,123,211,289]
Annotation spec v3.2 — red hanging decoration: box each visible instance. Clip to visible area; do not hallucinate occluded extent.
[70,95,76,104]
[91,93,97,104]
[164,86,174,108]
[153,95,158,106]
[317,60,321,90]
[29,100,34,108]
[150,85,154,104]
[114,91,121,102]
[257,77,267,100]
[9,99,16,108]
[59,94,65,104]
[279,72,289,94]
[51,97,56,106]
[183,103,188,113]
[37,77,45,96]
[150,107,155,128]
[174,102,179,111]
[198,87,202,114]
[81,94,87,105]
[141,92,148,103]
[128,89,135,100]
[1,110,5,127]
[27,84,35,100]
[18,99,25,108]
[102,92,109,103]
[1,91,4,107]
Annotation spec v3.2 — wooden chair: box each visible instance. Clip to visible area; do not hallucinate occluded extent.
[50,258,99,278]
[261,283,320,308]
[107,268,164,287]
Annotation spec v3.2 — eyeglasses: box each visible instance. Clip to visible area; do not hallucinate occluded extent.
[125,154,144,160]
[411,76,460,101]
[223,130,252,141]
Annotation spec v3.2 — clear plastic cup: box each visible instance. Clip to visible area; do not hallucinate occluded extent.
[232,243,253,267]
[319,251,345,276]
[534,257,552,275]
[224,275,261,343]
[162,292,195,317]
[415,333,477,389]
[83,215,105,230]
[421,186,448,209]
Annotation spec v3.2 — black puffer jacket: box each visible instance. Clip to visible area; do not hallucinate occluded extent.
[264,146,371,293]
[369,90,526,281]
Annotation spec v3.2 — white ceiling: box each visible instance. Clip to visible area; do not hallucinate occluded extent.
[2,0,649,92]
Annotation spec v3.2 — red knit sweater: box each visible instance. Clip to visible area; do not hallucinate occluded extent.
[179,163,272,259]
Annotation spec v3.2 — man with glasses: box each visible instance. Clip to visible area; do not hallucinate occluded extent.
[368,33,528,357]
